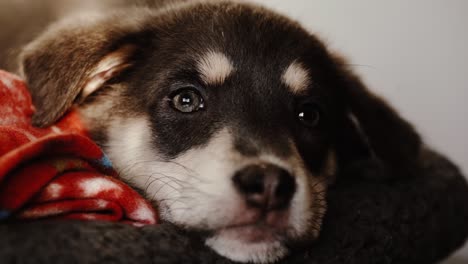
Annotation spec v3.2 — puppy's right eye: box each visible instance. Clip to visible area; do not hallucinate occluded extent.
[297,102,321,127]
[170,88,205,113]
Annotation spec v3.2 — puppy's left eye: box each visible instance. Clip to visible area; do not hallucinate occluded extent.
[170,88,205,113]
[297,102,321,127]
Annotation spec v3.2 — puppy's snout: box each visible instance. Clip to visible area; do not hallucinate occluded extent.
[233,164,296,211]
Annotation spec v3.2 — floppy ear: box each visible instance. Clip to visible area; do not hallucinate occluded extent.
[19,12,150,127]
[334,57,422,179]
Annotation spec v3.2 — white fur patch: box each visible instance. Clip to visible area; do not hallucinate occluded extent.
[206,235,287,263]
[281,61,310,94]
[197,50,234,85]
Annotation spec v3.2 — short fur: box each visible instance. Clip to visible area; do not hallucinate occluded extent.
[1,0,422,263]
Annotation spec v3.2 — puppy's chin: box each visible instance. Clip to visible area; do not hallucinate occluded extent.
[206,229,288,263]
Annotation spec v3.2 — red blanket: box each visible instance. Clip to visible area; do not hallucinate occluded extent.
[0,70,158,226]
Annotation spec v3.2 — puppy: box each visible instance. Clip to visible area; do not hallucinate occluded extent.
[3,0,422,263]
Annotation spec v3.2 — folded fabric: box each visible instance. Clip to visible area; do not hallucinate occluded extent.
[0,70,158,226]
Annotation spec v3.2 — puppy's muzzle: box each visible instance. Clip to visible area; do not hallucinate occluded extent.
[233,164,296,211]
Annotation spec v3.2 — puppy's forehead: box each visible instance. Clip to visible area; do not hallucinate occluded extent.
[195,50,312,95]
[281,61,311,94]
[196,50,234,86]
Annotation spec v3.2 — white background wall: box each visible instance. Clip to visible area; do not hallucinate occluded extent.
[252,0,468,262]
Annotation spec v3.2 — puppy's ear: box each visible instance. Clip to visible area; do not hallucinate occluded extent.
[19,13,149,127]
[334,56,422,179]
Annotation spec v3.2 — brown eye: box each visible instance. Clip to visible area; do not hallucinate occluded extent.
[170,89,205,113]
[297,103,320,127]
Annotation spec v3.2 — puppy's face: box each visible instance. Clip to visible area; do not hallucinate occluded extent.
[94,9,337,262]
[20,2,421,263]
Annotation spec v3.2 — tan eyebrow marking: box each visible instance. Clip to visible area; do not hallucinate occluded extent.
[281,61,311,93]
[197,50,234,85]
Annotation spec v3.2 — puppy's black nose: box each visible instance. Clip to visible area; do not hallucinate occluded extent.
[232,164,296,211]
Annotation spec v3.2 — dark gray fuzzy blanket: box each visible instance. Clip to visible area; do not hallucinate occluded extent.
[1,150,468,264]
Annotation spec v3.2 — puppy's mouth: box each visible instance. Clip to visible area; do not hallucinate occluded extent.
[204,206,296,263]
[217,224,281,243]
[213,209,291,243]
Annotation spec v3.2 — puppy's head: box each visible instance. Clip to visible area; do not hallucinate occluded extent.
[20,2,421,263]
